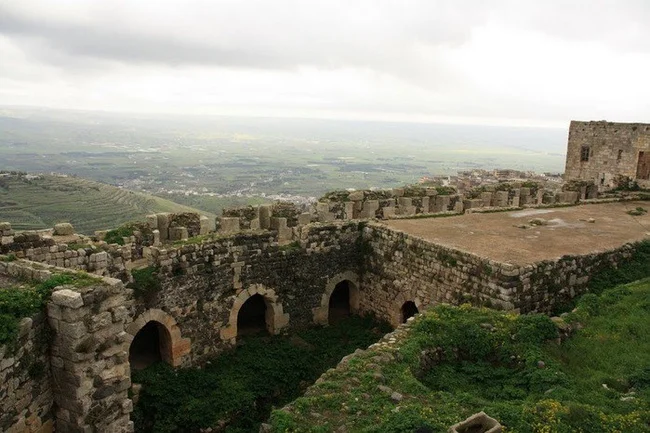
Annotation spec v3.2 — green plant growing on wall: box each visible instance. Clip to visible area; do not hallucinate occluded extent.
[129,266,162,298]
[103,224,136,245]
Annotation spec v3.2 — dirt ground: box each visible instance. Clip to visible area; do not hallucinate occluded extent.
[383,201,650,265]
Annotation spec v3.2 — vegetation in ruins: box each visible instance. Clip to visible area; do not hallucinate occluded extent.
[0,272,100,345]
[270,279,650,432]
[131,315,391,433]
[129,266,162,299]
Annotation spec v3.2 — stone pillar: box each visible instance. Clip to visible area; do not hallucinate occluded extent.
[199,216,210,235]
[156,213,171,241]
[47,279,134,433]
[343,202,355,220]
[270,218,293,243]
[259,205,272,230]
[434,196,450,212]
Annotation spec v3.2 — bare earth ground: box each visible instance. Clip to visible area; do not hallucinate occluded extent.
[384,201,650,265]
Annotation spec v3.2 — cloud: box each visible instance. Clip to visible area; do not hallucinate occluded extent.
[1,0,649,126]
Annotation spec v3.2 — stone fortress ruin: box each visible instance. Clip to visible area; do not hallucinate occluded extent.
[1,121,649,433]
[564,120,650,190]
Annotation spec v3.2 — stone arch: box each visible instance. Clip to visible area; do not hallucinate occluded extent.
[125,309,191,368]
[390,292,424,328]
[401,301,419,324]
[312,271,360,326]
[220,284,290,344]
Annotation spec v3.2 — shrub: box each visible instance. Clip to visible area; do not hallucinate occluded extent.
[129,267,161,298]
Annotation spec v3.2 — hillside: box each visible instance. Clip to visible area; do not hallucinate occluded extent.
[0,173,216,234]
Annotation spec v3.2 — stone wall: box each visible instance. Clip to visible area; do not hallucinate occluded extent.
[0,312,54,433]
[359,224,513,326]
[0,223,133,278]
[564,120,650,190]
[513,243,638,313]
[48,275,135,433]
[137,221,364,363]
[0,259,136,433]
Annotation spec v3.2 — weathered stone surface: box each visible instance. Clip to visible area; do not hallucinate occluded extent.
[51,289,84,309]
[53,223,75,236]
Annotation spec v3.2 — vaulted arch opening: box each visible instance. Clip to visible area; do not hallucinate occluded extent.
[128,320,173,370]
[237,293,269,336]
[401,301,419,323]
[328,280,353,324]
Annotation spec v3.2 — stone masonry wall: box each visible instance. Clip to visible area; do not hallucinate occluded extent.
[513,243,638,313]
[0,311,54,433]
[47,275,135,433]
[360,223,515,326]
[139,221,364,363]
[0,259,136,433]
[564,120,650,189]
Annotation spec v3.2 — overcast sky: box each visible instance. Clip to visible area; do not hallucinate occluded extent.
[1,0,649,127]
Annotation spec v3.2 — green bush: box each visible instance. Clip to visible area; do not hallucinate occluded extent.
[103,225,135,245]
[0,272,99,345]
[129,267,161,298]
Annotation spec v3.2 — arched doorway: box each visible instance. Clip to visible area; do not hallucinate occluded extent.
[237,293,269,336]
[401,301,419,323]
[128,320,173,370]
[126,309,191,368]
[328,280,353,324]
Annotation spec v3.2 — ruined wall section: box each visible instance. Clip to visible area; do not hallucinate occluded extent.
[360,224,517,326]
[47,276,135,433]
[514,243,638,313]
[564,120,650,189]
[0,312,54,433]
[141,221,363,362]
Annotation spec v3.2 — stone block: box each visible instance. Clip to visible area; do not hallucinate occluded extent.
[51,289,84,309]
[53,223,75,236]
[259,205,271,229]
[391,188,404,197]
[425,188,438,196]
[348,190,364,201]
[382,207,396,219]
[146,214,158,229]
[169,226,188,241]
[495,191,508,207]
[480,191,493,207]
[433,195,450,212]
[270,217,287,231]
[219,217,240,233]
[156,213,171,240]
[343,202,355,220]
[250,218,261,230]
[199,216,210,235]
[463,199,483,209]
[152,230,161,246]
[453,200,464,213]
[297,213,312,225]
[0,222,11,231]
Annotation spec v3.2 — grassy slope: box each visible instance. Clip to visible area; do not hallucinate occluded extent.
[270,279,650,432]
[0,174,216,234]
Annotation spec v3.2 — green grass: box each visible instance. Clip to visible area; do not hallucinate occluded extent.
[131,315,391,433]
[0,174,215,234]
[269,280,650,432]
[0,272,101,345]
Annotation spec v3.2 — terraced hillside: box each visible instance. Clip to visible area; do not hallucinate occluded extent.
[0,173,215,234]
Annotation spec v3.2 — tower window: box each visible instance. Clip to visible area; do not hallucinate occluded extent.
[580,146,590,162]
[617,149,623,161]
